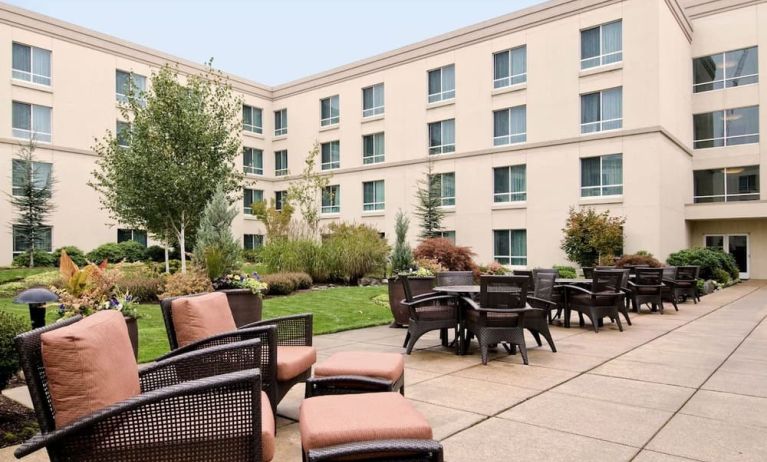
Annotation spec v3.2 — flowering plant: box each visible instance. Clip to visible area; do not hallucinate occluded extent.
[101,291,141,319]
[480,261,509,275]
[213,273,269,296]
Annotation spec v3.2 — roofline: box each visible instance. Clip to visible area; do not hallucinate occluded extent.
[682,0,767,19]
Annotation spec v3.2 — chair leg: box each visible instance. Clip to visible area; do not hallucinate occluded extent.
[621,306,632,326]
[531,330,543,347]
[658,300,664,315]
[402,331,411,348]
[587,308,600,333]
[405,329,427,354]
[614,310,623,332]
[479,337,489,365]
[440,328,448,347]
[539,326,557,352]
[516,331,529,365]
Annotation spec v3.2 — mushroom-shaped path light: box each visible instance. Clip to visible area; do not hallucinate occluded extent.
[14,288,59,329]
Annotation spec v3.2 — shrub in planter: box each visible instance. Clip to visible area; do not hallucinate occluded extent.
[414,238,477,272]
[553,265,577,279]
[0,311,28,390]
[158,270,213,299]
[666,247,739,281]
[615,254,662,268]
[12,250,55,267]
[53,246,87,267]
[479,262,509,275]
[261,273,296,295]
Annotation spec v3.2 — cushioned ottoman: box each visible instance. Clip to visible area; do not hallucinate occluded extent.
[304,351,405,398]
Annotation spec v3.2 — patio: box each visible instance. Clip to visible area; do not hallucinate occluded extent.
[3,280,767,461]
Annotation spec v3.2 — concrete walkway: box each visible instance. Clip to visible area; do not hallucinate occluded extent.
[3,281,767,461]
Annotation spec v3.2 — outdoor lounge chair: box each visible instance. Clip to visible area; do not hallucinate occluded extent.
[524,272,558,352]
[565,270,625,333]
[629,267,665,314]
[401,277,459,354]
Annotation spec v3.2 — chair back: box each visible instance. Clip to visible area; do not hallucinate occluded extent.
[512,270,534,289]
[161,292,222,350]
[533,272,556,301]
[624,264,650,275]
[592,270,623,293]
[479,275,528,309]
[662,266,677,280]
[618,269,631,289]
[13,316,83,434]
[677,266,699,281]
[435,271,474,287]
[400,276,415,303]
[582,267,594,279]
[636,267,663,286]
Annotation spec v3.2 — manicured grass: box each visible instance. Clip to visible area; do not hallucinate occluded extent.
[0,267,54,285]
[0,285,390,364]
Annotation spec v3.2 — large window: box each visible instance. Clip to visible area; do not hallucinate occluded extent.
[275,190,287,210]
[117,229,147,247]
[321,185,340,214]
[693,106,759,149]
[243,188,263,214]
[115,70,146,103]
[244,234,264,250]
[243,105,263,133]
[275,150,288,176]
[363,180,385,211]
[363,83,384,117]
[243,147,263,175]
[494,165,526,202]
[274,109,288,136]
[581,87,622,133]
[363,132,385,164]
[320,95,340,126]
[12,225,52,256]
[427,64,455,103]
[321,141,340,170]
[12,102,51,143]
[428,119,455,154]
[693,46,758,93]
[12,43,51,86]
[494,106,527,145]
[581,154,623,197]
[493,46,526,88]
[116,121,131,147]
[581,20,622,69]
[438,230,456,243]
[494,230,527,266]
[694,166,759,203]
[12,159,52,196]
[431,172,455,207]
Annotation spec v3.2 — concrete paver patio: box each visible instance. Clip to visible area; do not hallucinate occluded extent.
[3,280,767,461]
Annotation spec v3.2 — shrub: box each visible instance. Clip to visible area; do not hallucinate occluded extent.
[479,262,509,275]
[667,247,739,282]
[322,223,389,284]
[284,272,313,290]
[192,186,241,280]
[87,243,125,263]
[23,270,62,289]
[712,268,731,285]
[261,273,296,295]
[414,258,446,275]
[243,248,262,263]
[150,259,182,275]
[0,312,28,390]
[553,265,577,279]
[414,238,476,272]
[53,246,87,267]
[119,240,149,262]
[146,245,167,262]
[158,270,213,299]
[615,254,662,268]
[561,207,625,267]
[261,239,328,282]
[391,210,414,274]
[115,265,163,303]
[12,250,55,268]
[0,281,26,298]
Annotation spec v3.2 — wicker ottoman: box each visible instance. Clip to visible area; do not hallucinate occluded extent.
[299,392,442,462]
[304,351,405,398]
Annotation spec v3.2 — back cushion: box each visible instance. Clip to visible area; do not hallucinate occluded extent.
[41,310,140,428]
[171,292,237,347]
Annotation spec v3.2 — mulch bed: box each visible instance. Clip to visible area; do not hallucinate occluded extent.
[0,376,38,448]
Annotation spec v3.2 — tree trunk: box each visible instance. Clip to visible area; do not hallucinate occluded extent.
[178,224,187,273]
[164,246,170,273]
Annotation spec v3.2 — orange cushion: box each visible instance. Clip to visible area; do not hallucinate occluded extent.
[276,346,316,381]
[314,352,404,382]
[171,292,237,347]
[41,311,140,428]
[261,391,275,462]
[299,392,432,451]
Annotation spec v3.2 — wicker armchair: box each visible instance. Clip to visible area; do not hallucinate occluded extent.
[629,267,665,314]
[14,317,269,462]
[525,272,557,352]
[661,266,681,311]
[564,270,625,333]
[401,277,459,354]
[435,271,474,287]
[664,266,700,304]
[461,275,534,365]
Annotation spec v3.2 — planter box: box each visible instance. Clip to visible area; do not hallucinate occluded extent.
[218,288,263,327]
[387,276,435,327]
[124,316,139,360]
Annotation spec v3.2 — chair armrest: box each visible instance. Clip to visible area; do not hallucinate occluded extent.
[157,325,276,359]
[401,294,457,307]
[563,285,594,296]
[140,339,262,392]
[459,296,480,310]
[306,439,443,462]
[16,370,263,459]
[527,296,556,310]
[242,313,313,346]
[410,291,441,301]
[473,307,536,314]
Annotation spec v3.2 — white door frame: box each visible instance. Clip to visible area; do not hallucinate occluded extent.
[703,234,750,279]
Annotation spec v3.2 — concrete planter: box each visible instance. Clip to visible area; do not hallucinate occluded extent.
[387,276,435,327]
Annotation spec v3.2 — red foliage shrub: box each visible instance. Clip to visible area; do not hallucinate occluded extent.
[414,238,477,272]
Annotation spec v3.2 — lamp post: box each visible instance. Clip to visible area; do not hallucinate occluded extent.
[14,288,59,329]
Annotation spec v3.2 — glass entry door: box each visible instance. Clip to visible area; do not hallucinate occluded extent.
[705,234,749,279]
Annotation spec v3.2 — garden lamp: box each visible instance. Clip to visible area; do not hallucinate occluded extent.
[14,288,58,330]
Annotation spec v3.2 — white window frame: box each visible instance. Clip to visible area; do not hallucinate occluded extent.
[493,106,527,146]
[12,159,52,196]
[580,20,623,70]
[243,234,264,250]
[12,101,51,143]
[12,43,51,86]
[275,150,288,176]
[243,147,263,175]
[362,132,385,164]
[320,95,340,126]
[243,105,263,134]
[693,166,760,203]
[274,109,288,136]
[321,141,341,170]
[428,120,456,155]
[431,173,455,207]
[363,180,385,211]
[427,65,455,103]
[580,89,623,134]
[321,185,341,214]
[693,107,760,149]
[243,188,263,214]
[274,190,287,210]
[115,70,146,104]
[693,47,759,93]
[438,230,456,243]
[493,165,527,203]
[362,83,385,117]
[580,154,623,198]
[493,229,527,267]
[12,225,52,256]
[493,46,526,89]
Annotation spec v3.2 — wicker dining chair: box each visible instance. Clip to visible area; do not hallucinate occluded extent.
[616,269,633,325]
[564,270,625,333]
[401,277,459,354]
[629,267,665,314]
[525,272,557,352]
[661,266,681,310]
[512,269,534,290]
[435,271,474,287]
[461,275,533,365]
[14,317,271,462]
[664,266,700,304]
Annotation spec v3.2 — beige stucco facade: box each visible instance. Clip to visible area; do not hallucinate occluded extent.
[0,0,766,277]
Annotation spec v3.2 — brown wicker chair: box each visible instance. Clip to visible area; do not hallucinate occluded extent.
[512,269,534,289]
[435,271,474,287]
[661,266,681,311]
[629,267,665,314]
[525,272,557,352]
[616,269,633,325]
[401,277,459,354]
[460,275,534,365]
[664,266,700,304]
[14,317,270,462]
[564,270,625,333]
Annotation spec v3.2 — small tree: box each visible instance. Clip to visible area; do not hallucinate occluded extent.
[9,141,55,267]
[390,209,414,274]
[561,207,625,267]
[414,161,445,239]
[287,142,330,237]
[192,186,241,280]
[252,200,294,240]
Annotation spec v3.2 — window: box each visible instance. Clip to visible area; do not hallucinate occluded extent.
[115,70,146,103]
[242,105,263,133]
[363,83,384,117]
[494,230,527,266]
[12,159,52,196]
[274,109,288,136]
[321,141,340,170]
[693,106,759,149]
[431,172,455,207]
[243,147,263,175]
[438,231,456,243]
[12,102,51,143]
[427,65,455,103]
[275,150,288,176]
[12,43,51,86]
[12,225,52,256]
[581,88,622,133]
[581,20,622,69]
[363,180,385,211]
[581,154,623,197]
[116,121,131,147]
[275,191,287,210]
[243,188,263,214]
[117,229,147,247]
[494,165,526,202]
[693,46,758,93]
[363,132,385,164]
[244,234,264,250]
[321,185,340,214]
[493,46,526,88]
[493,106,527,145]
[320,95,340,126]
[428,119,455,154]
[694,166,759,203]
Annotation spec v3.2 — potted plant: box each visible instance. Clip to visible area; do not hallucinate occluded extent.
[213,273,268,327]
[102,291,141,359]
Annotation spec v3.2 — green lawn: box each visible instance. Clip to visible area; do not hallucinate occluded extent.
[0,267,53,284]
[0,285,390,363]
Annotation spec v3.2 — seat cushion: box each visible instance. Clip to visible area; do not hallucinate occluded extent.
[465,309,519,327]
[299,392,432,451]
[261,391,275,462]
[41,310,140,428]
[314,352,404,382]
[171,292,237,347]
[276,346,317,381]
